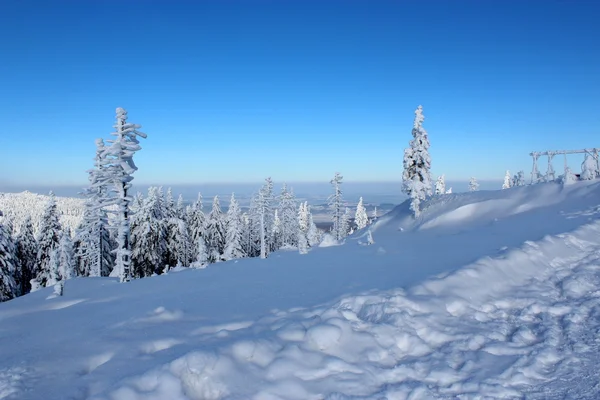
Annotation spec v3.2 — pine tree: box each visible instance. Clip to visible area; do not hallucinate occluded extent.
[99,108,147,282]
[131,187,167,277]
[271,209,282,251]
[0,219,17,301]
[278,184,298,248]
[205,196,226,263]
[46,248,60,287]
[512,171,526,187]
[224,193,245,261]
[354,197,368,230]
[57,230,75,281]
[187,193,206,260]
[402,105,432,217]
[15,216,37,295]
[191,236,209,268]
[581,153,598,180]
[297,203,309,255]
[435,175,446,195]
[502,170,512,189]
[341,207,351,238]
[176,194,186,219]
[256,178,274,259]
[35,192,62,287]
[328,172,344,241]
[306,207,321,247]
[469,177,479,191]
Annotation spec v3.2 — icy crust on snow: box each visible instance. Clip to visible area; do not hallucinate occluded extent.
[3,181,600,399]
[90,219,600,400]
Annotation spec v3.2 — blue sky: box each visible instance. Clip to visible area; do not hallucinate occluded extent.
[0,0,598,187]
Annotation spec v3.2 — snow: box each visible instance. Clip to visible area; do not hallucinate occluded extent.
[2,180,600,399]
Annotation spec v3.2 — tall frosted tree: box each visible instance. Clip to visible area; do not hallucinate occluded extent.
[512,171,526,187]
[131,187,167,277]
[205,196,226,263]
[402,105,432,217]
[563,165,577,185]
[581,153,598,180]
[328,172,344,241]
[297,203,309,255]
[271,209,282,251]
[35,192,62,287]
[469,177,479,192]
[224,193,245,261]
[15,216,37,295]
[187,193,207,261]
[306,206,321,247]
[0,218,17,302]
[99,108,147,282]
[502,170,512,189]
[278,184,298,247]
[434,175,446,195]
[57,230,75,281]
[341,207,351,238]
[256,178,274,259]
[354,197,368,230]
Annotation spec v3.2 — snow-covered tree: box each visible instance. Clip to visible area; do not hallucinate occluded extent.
[187,193,206,260]
[434,175,446,195]
[205,196,226,263]
[562,166,577,185]
[46,248,60,287]
[176,194,186,219]
[581,153,598,180]
[502,170,512,189]
[165,215,192,268]
[278,184,298,248]
[297,203,309,255]
[328,172,344,240]
[366,229,374,245]
[0,219,17,301]
[256,178,274,259]
[57,230,75,281]
[469,177,479,192]
[402,105,432,217]
[512,171,526,187]
[99,108,147,282]
[306,207,321,247]
[15,216,37,295]
[371,206,378,222]
[270,209,282,251]
[341,207,351,238]
[35,192,62,287]
[354,197,369,230]
[224,193,245,261]
[191,235,209,268]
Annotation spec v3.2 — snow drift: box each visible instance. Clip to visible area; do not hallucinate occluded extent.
[2,181,600,399]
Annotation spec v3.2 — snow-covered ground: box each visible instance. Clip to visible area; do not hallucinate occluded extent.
[2,181,600,399]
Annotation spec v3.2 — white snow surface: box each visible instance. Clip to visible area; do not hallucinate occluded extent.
[3,181,600,399]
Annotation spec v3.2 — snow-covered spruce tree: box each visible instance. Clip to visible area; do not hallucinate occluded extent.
[187,193,207,261]
[502,170,512,189]
[15,216,37,295]
[57,230,75,281]
[434,175,446,195]
[512,171,526,187]
[35,192,62,287]
[278,184,298,248]
[131,187,167,277]
[271,209,282,251]
[223,193,246,261]
[176,194,186,220]
[297,203,309,255]
[245,198,262,258]
[469,177,479,192]
[0,219,17,301]
[354,197,368,230]
[581,153,598,180]
[164,190,190,268]
[256,178,274,259]
[402,105,432,218]
[205,196,226,263]
[46,248,60,287]
[306,206,321,247]
[328,172,344,241]
[191,235,209,268]
[99,108,147,282]
[341,207,351,238]
[562,166,577,185]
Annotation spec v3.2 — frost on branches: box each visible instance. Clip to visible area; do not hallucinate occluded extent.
[402,105,432,218]
[512,171,526,187]
[99,108,147,282]
[502,170,512,189]
[580,153,598,180]
[224,193,245,261]
[328,172,344,240]
[469,177,479,192]
[562,166,577,185]
[35,192,62,287]
[354,197,368,230]
[434,175,446,195]
[0,219,17,301]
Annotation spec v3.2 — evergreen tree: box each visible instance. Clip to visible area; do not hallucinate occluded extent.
[224,193,245,261]
[469,177,479,191]
[435,175,446,195]
[205,196,226,263]
[99,108,147,282]
[46,248,60,287]
[187,193,206,259]
[35,192,62,287]
[297,203,309,255]
[15,216,37,295]
[581,153,598,180]
[57,230,75,281]
[354,197,369,230]
[0,218,17,301]
[341,207,351,238]
[271,209,282,251]
[366,230,374,245]
[191,235,209,268]
[306,207,321,247]
[562,166,577,185]
[176,194,186,219]
[328,172,344,241]
[502,170,512,189]
[256,178,274,259]
[512,171,526,187]
[278,184,298,247]
[402,105,432,217]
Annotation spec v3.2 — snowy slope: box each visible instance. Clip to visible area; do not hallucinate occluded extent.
[2,181,600,399]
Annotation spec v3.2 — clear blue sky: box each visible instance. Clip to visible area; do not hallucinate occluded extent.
[0,0,598,187]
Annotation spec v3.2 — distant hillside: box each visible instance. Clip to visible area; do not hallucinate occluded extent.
[0,191,85,235]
